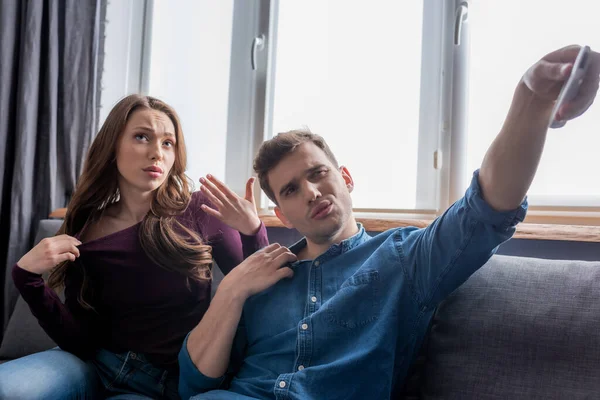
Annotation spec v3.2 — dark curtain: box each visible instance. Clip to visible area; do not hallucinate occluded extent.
[0,0,106,334]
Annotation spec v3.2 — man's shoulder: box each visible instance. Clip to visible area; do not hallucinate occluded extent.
[367,225,423,242]
[351,225,424,255]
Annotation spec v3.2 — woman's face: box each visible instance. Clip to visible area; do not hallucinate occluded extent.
[115,108,177,194]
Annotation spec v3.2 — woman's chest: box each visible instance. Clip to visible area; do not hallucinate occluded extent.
[78,246,208,310]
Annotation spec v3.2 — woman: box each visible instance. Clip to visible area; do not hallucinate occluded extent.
[0,95,267,399]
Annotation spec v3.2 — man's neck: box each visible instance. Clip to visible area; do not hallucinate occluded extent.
[299,217,359,260]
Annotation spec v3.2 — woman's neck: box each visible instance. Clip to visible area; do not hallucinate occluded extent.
[112,184,153,223]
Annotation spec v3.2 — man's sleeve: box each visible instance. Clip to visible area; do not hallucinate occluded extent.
[395,169,528,309]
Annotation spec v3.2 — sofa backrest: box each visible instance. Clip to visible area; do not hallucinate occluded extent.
[6,223,600,400]
[421,254,600,399]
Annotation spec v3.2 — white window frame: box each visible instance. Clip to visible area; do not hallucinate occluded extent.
[223,0,272,201]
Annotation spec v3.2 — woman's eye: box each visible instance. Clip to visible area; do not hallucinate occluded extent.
[135,134,148,141]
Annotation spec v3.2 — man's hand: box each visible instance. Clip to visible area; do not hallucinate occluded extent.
[199,174,262,236]
[479,45,600,212]
[522,45,600,122]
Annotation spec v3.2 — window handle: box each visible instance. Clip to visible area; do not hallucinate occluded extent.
[454,1,469,46]
[251,34,265,70]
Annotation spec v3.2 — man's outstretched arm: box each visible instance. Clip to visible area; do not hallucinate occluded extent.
[396,45,600,308]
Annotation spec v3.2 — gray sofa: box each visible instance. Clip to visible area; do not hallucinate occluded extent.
[2,220,600,399]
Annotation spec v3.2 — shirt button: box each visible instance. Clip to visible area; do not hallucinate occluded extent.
[130,353,136,360]
[311,296,317,303]
[298,365,305,371]
[314,260,320,266]
[301,323,308,330]
[279,381,286,388]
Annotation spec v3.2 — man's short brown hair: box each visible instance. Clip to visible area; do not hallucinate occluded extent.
[253,129,339,204]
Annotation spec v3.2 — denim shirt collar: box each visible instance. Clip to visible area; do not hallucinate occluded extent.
[289,223,370,263]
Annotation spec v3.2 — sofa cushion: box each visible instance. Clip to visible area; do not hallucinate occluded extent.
[421,254,600,399]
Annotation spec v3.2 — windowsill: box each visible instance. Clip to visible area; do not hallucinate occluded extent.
[48,208,600,243]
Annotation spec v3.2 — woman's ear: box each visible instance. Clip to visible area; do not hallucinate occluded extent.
[340,166,354,193]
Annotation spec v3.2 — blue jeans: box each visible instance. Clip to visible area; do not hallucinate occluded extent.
[0,348,179,399]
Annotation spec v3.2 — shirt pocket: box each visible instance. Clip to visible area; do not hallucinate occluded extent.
[325,270,380,329]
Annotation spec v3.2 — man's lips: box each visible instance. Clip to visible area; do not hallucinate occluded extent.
[310,201,332,219]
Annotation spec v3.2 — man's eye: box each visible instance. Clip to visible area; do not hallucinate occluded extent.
[313,169,327,178]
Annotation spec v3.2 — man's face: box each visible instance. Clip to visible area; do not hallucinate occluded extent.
[269,142,354,244]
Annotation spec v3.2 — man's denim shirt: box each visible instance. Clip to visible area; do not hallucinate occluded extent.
[179,171,528,400]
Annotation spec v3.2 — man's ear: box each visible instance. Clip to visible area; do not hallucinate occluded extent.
[340,166,354,193]
[275,206,294,229]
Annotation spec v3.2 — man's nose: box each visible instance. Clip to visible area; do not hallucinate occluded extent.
[305,181,321,203]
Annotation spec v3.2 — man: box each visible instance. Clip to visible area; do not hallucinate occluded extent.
[178,45,600,400]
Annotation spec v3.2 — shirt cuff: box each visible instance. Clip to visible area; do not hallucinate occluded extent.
[465,170,528,231]
[240,221,269,250]
[12,263,44,290]
[178,333,227,397]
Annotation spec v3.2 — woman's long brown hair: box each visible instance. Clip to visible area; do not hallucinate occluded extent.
[48,95,213,309]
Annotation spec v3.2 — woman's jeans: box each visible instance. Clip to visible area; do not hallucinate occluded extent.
[0,347,180,400]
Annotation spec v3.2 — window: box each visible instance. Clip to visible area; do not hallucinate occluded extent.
[103,0,600,222]
[268,0,427,210]
[465,1,600,207]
